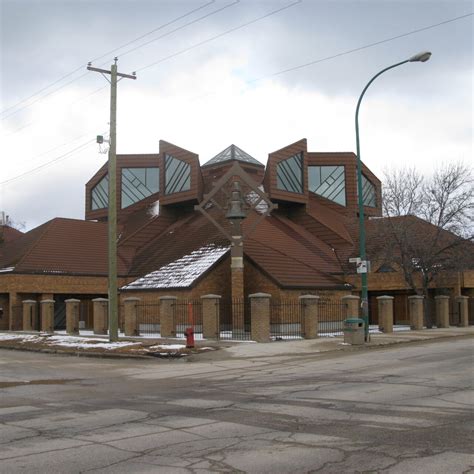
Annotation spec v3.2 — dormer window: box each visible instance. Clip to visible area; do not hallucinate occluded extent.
[308,165,346,206]
[276,152,303,194]
[121,167,159,208]
[165,154,190,194]
[91,174,108,210]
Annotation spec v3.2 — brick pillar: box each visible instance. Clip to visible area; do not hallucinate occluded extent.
[22,300,37,332]
[40,299,55,334]
[201,294,220,339]
[455,296,469,327]
[250,293,271,343]
[124,297,140,336]
[8,292,21,331]
[92,298,108,335]
[376,296,394,333]
[435,295,450,328]
[65,299,80,335]
[342,295,360,319]
[408,295,424,330]
[159,296,176,338]
[300,295,319,339]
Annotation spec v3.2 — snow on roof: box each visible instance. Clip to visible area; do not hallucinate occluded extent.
[123,244,229,290]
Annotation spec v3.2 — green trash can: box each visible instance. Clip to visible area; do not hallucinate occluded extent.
[344,318,365,345]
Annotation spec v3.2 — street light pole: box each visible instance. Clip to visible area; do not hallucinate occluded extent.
[355,51,431,341]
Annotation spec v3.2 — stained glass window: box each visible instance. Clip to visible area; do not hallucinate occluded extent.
[121,168,159,208]
[165,154,191,194]
[276,152,303,194]
[308,166,346,206]
[91,174,108,210]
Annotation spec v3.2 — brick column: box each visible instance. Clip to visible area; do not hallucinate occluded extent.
[455,296,469,327]
[124,297,140,336]
[299,295,319,339]
[8,292,21,331]
[435,295,450,328]
[40,299,55,334]
[92,298,108,335]
[408,295,424,330]
[201,294,220,339]
[22,300,37,332]
[249,293,271,343]
[342,295,360,319]
[376,296,394,333]
[159,296,176,338]
[65,299,80,335]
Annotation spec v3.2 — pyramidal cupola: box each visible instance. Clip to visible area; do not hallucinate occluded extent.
[202,144,264,169]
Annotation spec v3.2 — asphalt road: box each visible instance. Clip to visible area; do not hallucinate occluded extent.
[1,338,473,473]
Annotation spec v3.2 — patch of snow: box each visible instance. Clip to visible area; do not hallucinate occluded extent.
[149,344,186,350]
[122,244,229,290]
[0,266,14,273]
[148,201,160,217]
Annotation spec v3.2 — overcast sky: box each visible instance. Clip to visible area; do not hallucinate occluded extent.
[1,0,472,231]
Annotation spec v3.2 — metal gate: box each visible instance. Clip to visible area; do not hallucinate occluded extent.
[318,300,345,336]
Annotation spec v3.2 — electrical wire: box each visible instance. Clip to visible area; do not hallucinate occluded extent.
[136,0,302,73]
[0,139,97,186]
[0,0,219,119]
[191,11,474,102]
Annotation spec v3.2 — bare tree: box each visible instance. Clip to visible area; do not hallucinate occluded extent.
[376,162,474,326]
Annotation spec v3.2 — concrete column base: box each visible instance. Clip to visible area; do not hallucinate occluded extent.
[250,293,271,343]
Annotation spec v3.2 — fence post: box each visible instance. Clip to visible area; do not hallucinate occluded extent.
[201,294,220,339]
[40,299,55,334]
[22,300,36,332]
[65,299,80,335]
[124,297,140,336]
[249,293,271,343]
[455,296,469,327]
[376,296,394,333]
[435,295,450,328]
[92,298,108,335]
[299,295,319,339]
[160,296,177,338]
[408,295,424,330]
[342,295,360,319]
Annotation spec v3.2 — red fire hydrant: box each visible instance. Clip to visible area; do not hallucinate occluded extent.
[184,326,194,349]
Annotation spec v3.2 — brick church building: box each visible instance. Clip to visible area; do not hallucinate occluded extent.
[1,138,473,331]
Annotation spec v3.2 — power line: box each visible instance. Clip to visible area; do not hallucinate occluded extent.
[136,0,303,73]
[117,0,240,61]
[0,138,97,186]
[192,11,474,102]
[0,0,218,119]
[256,12,474,80]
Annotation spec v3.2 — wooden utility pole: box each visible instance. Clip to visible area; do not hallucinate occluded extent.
[87,58,136,342]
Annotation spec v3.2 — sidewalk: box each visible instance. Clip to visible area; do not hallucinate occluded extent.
[216,326,474,360]
[0,327,472,360]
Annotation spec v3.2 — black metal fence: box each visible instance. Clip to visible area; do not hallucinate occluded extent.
[219,298,251,340]
[172,300,203,340]
[136,302,161,336]
[270,300,303,339]
[318,300,345,336]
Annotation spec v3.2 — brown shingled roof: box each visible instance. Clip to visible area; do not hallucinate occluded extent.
[0,218,129,275]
